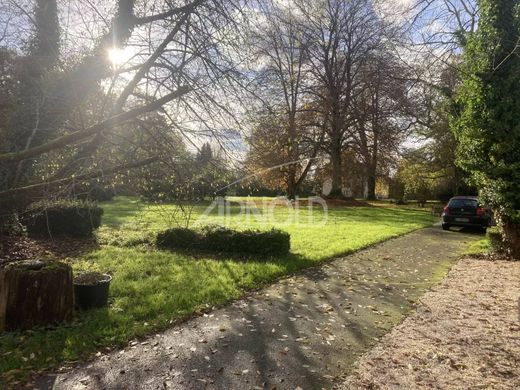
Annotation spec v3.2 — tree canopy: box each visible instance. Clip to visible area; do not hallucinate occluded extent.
[453,0,520,256]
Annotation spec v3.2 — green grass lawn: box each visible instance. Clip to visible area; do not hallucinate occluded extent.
[0,197,436,384]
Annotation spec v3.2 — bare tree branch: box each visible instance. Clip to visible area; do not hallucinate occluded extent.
[0,86,191,164]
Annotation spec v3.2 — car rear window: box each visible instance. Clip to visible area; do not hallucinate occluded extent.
[449,199,478,208]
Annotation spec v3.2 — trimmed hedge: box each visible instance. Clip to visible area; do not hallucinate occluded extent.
[25,199,103,237]
[156,225,290,257]
[156,227,200,250]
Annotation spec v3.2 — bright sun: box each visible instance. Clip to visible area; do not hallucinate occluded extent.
[107,47,132,66]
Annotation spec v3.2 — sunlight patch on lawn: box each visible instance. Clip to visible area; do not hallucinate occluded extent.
[0,197,436,383]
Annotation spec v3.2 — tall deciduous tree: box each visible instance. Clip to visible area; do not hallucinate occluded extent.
[248,0,322,199]
[352,52,410,200]
[453,0,520,257]
[297,0,385,197]
[246,109,322,196]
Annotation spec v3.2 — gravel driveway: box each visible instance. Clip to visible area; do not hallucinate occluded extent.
[340,257,520,390]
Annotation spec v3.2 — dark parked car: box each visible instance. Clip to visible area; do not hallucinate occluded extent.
[442,196,491,232]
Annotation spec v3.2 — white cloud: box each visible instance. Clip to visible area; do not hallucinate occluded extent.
[374,0,415,24]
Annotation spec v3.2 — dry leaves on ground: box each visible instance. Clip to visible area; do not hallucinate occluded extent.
[340,258,520,390]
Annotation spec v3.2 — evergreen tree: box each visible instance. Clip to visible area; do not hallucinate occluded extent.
[196,142,214,166]
[453,0,520,257]
[29,0,60,70]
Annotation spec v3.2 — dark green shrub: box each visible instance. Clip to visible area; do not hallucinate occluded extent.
[247,228,290,256]
[25,199,103,237]
[200,225,235,252]
[437,189,454,203]
[76,184,115,202]
[156,225,291,257]
[202,225,290,256]
[72,182,116,202]
[156,227,201,250]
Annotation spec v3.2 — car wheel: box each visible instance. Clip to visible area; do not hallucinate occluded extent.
[442,224,450,231]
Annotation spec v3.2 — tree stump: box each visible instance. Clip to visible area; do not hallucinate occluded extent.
[0,260,73,332]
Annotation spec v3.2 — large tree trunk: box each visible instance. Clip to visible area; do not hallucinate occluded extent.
[328,92,344,198]
[0,260,73,332]
[366,168,377,201]
[286,117,298,200]
[329,133,343,197]
[366,93,379,201]
[287,173,297,200]
[500,217,520,259]
[330,153,342,197]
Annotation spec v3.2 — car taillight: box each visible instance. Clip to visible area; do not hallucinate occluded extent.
[443,205,449,215]
[477,207,486,216]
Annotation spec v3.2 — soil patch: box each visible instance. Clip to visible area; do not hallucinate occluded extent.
[0,234,98,266]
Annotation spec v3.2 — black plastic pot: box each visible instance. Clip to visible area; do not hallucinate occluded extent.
[73,274,112,310]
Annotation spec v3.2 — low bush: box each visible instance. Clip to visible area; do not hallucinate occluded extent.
[156,227,201,250]
[202,225,290,256]
[156,225,290,257]
[76,184,115,202]
[25,199,103,237]
[487,227,504,253]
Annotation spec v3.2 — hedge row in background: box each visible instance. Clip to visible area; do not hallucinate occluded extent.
[75,184,115,202]
[25,199,103,237]
[157,225,290,257]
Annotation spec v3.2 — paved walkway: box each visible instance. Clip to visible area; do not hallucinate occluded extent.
[37,227,479,390]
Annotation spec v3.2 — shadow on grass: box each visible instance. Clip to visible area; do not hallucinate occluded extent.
[0,202,440,385]
[99,197,249,229]
[98,197,144,227]
[1,251,315,385]
[34,227,478,390]
[155,246,306,264]
[0,308,112,386]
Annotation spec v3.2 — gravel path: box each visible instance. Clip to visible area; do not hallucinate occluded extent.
[33,227,478,390]
[340,257,520,390]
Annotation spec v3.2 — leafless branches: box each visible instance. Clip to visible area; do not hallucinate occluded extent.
[0,0,248,208]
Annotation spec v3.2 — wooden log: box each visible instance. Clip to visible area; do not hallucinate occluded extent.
[0,260,73,332]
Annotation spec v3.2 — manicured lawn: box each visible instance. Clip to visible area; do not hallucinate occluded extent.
[0,197,436,384]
